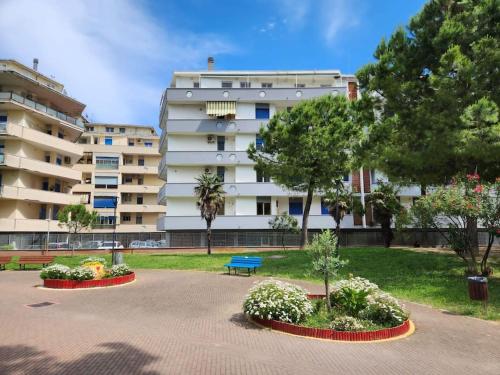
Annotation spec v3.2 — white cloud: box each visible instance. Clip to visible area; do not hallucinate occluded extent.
[0,0,235,126]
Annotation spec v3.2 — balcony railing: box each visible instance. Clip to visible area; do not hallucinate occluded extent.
[0,92,84,128]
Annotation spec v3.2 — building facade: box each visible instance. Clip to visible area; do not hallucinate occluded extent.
[157,60,420,231]
[0,59,86,232]
[72,123,165,233]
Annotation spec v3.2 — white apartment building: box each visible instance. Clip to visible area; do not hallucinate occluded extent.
[72,123,165,233]
[0,59,86,232]
[157,59,422,232]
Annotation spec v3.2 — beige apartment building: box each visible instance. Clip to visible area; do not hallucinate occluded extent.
[72,123,165,233]
[0,59,86,232]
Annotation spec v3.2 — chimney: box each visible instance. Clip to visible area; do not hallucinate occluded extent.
[33,58,39,71]
[207,56,214,71]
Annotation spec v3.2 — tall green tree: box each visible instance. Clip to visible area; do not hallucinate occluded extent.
[194,172,225,255]
[57,204,98,256]
[357,0,500,186]
[248,95,363,248]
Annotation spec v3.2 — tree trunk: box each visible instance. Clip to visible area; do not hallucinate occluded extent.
[381,217,393,248]
[281,231,286,252]
[206,220,212,255]
[480,232,494,275]
[466,217,479,256]
[324,272,331,312]
[70,232,75,257]
[300,183,314,249]
[335,214,341,251]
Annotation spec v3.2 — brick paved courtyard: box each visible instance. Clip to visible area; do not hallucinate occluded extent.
[1,270,499,374]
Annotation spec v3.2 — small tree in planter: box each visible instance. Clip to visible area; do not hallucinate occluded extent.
[268,213,299,251]
[194,172,225,255]
[365,182,404,248]
[306,230,347,312]
[58,204,98,256]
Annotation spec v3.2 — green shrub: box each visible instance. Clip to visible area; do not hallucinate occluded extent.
[40,264,70,280]
[330,316,367,331]
[359,293,409,326]
[107,264,131,277]
[80,257,107,267]
[330,277,379,315]
[243,280,313,324]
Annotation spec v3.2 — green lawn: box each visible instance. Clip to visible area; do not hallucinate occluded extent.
[5,247,498,320]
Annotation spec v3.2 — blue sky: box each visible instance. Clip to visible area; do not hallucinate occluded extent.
[0,0,427,129]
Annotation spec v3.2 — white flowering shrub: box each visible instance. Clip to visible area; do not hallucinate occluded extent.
[40,264,70,280]
[330,277,408,327]
[68,266,96,281]
[330,316,366,331]
[243,280,313,323]
[359,292,409,326]
[108,264,131,277]
[80,257,107,267]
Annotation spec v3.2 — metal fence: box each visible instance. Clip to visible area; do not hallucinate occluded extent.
[0,229,497,250]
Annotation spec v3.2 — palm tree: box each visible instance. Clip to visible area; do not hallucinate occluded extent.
[194,172,225,255]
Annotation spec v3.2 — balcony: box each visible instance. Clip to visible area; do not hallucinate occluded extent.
[164,151,253,167]
[370,183,421,197]
[0,218,64,232]
[0,92,84,129]
[165,87,347,104]
[158,183,167,205]
[159,131,167,153]
[165,119,267,135]
[0,185,81,205]
[158,214,351,230]
[119,165,159,174]
[1,154,81,182]
[1,122,83,158]
[115,224,158,233]
[161,182,296,198]
[119,204,166,213]
[119,184,160,194]
[83,144,160,155]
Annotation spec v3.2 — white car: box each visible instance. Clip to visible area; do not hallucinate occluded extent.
[97,241,124,249]
[130,240,148,248]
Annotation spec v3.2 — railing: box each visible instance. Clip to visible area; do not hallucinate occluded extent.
[0,154,4,164]
[0,92,84,128]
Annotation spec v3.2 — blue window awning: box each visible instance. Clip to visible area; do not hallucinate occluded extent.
[94,197,117,208]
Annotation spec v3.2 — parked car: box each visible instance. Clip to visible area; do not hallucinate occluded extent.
[144,240,158,248]
[81,241,103,249]
[48,242,69,250]
[130,240,148,248]
[156,240,168,248]
[97,241,124,249]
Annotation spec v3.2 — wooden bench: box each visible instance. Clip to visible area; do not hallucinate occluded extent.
[0,256,12,270]
[224,256,263,275]
[17,256,54,270]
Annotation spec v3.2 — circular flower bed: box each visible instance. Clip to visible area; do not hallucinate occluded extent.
[244,278,412,342]
[41,258,135,289]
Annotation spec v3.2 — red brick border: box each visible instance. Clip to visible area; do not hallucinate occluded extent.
[43,272,135,289]
[250,294,411,342]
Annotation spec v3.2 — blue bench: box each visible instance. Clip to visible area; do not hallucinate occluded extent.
[224,256,263,275]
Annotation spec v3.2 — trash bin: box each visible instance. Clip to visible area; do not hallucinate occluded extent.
[467,276,488,301]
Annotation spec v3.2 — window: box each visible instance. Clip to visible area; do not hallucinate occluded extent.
[119,127,126,134]
[64,156,71,164]
[121,214,131,222]
[240,81,251,88]
[321,198,329,215]
[289,197,303,215]
[295,83,306,88]
[144,142,153,147]
[44,153,51,163]
[54,180,61,193]
[39,204,47,219]
[257,196,271,215]
[217,166,225,182]
[138,157,145,166]
[94,176,118,189]
[87,126,94,132]
[0,113,7,126]
[193,82,200,88]
[0,141,4,163]
[343,174,350,182]
[136,195,143,204]
[136,215,143,224]
[42,178,49,191]
[104,137,113,145]
[122,193,132,203]
[255,103,270,119]
[96,156,119,169]
[256,135,264,151]
[46,127,52,135]
[97,215,115,226]
[93,196,118,208]
[221,81,233,88]
[56,154,62,166]
[124,156,133,165]
[261,83,273,88]
[52,205,60,220]
[105,127,114,133]
[123,176,133,184]
[137,177,144,185]
[128,140,135,146]
[256,168,270,183]
[217,136,225,151]
[58,132,64,139]
[94,137,99,144]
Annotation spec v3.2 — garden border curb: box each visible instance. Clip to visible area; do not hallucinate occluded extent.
[42,272,135,289]
[249,293,414,342]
